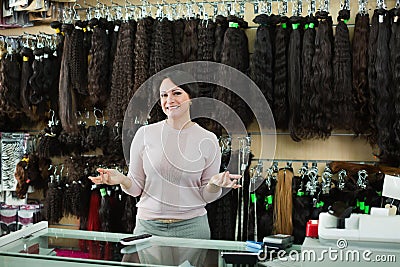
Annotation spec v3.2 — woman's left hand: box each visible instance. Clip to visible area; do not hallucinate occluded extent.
[208,171,242,189]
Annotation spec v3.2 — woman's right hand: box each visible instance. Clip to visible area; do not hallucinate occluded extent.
[88,168,126,186]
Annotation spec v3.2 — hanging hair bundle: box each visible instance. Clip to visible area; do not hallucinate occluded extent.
[87,18,111,107]
[250,14,274,115]
[310,11,333,139]
[298,15,317,139]
[0,52,21,119]
[273,168,293,235]
[213,15,228,63]
[59,23,78,133]
[352,12,371,136]
[332,9,354,130]
[273,15,289,130]
[20,47,36,121]
[69,20,88,96]
[173,18,185,64]
[182,18,199,62]
[288,16,303,142]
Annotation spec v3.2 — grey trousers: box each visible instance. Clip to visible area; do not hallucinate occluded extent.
[133,214,211,239]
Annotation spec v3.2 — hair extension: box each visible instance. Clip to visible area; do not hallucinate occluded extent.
[148,18,174,124]
[218,15,252,127]
[273,15,289,130]
[273,168,293,235]
[250,14,274,114]
[375,9,393,161]
[288,16,303,142]
[292,176,313,244]
[173,18,185,64]
[298,16,317,139]
[108,21,136,127]
[108,20,121,93]
[98,187,111,232]
[50,21,64,60]
[69,20,88,96]
[352,13,370,136]
[197,19,216,62]
[332,9,354,130]
[15,158,31,199]
[20,47,37,121]
[0,52,21,119]
[213,15,228,63]
[29,48,45,105]
[59,23,78,133]
[87,18,111,107]
[367,10,379,144]
[182,18,199,62]
[310,11,333,139]
[133,16,154,94]
[44,179,64,224]
[390,8,400,159]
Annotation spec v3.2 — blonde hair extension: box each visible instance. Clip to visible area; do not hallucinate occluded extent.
[273,168,293,235]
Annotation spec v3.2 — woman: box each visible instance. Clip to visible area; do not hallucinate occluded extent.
[89,71,241,239]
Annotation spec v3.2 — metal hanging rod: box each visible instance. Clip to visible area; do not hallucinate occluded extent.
[251,158,378,164]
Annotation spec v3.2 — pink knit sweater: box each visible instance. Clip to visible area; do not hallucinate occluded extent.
[122,120,222,220]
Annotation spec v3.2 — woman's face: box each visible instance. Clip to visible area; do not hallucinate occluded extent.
[159,78,191,119]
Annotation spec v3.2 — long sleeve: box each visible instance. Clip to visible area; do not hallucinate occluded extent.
[199,134,222,203]
[122,126,146,197]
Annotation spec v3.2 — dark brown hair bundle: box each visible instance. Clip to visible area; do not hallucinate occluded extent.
[250,14,274,116]
[310,11,333,139]
[288,16,303,142]
[182,18,199,62]
[58,23,78,133]
[273,15,289,130]
[298,16,317,139]
[332,9,354,130]
[87,18,111,107]
[375,9,393,161]
[19,47,36,121]
[0,52,21,119]
[69,20,88,96]
[173,18,185,64]
[108,21,136,127]
[352,12,371,136]
[213,15,228,63]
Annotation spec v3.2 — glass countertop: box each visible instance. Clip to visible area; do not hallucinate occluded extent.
[0,222,250,267]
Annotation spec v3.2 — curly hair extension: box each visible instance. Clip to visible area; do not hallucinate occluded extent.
[44,180,64,224]
[120,195,137,233]
[0,52,21,119]
[29,48,45,105]
[332,9,354,130]
[273,168,293,235]
[59,23,78,133]
[108,20,121,92]
[173,18,185,64]
[390,8,400,159]
[367,10,379,144]
[288,16,303,142]
[133,16,154,94]
[375,9,394,162]
[310,11,333,139]
[298,16,317,139]
[218,15,252,127]
[148,18,174,124]
[250,14,274,112]
[182,18,199,62]
[273,15,289,130]
[87,18,111,107]
[69,20,88,96]
[197,19,215,62]
[108,21,136,127]
[352,13,370,136]
[20,47,37,121]
[213,15,228,63]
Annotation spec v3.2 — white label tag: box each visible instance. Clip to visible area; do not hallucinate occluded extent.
[385,204,397,215]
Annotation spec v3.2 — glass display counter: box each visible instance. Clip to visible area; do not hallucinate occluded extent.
[0,221,257,267]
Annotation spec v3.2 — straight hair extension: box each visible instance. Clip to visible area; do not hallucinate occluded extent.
[20,47,36,121]
[213,15,228,63]
[182,18,199,62]
[273,15,289,130]
[173,19,185,64]
[273,168,293,235]
[352,13,370,136]
[288,16,303,142]
[59,23,78,133]
[332,9,354,130]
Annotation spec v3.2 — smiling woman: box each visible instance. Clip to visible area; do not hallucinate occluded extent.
[89,70,241,239]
